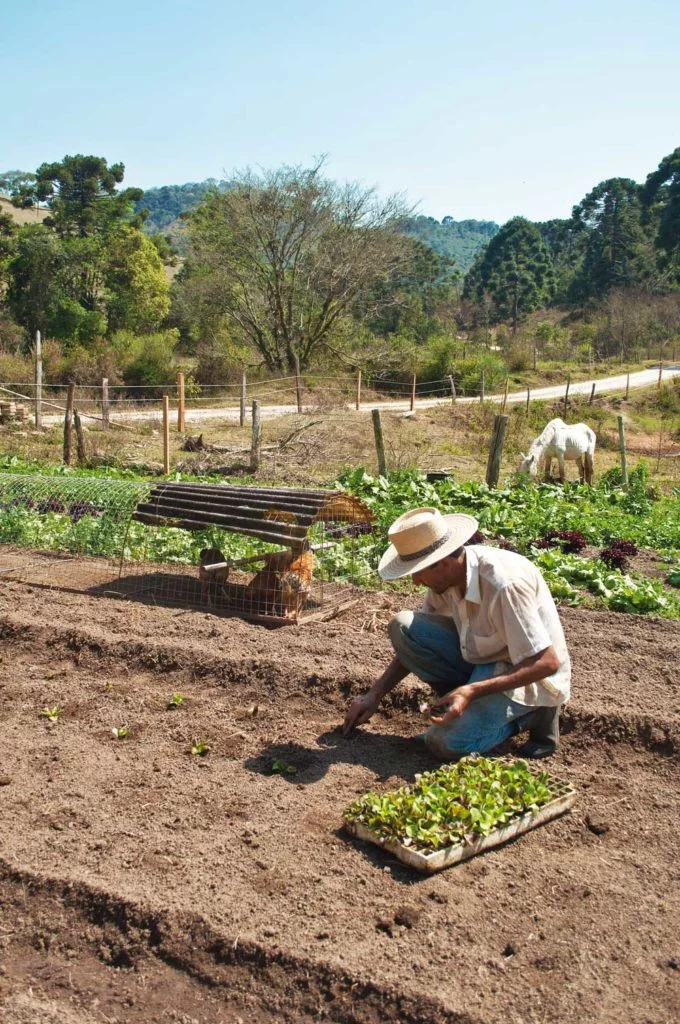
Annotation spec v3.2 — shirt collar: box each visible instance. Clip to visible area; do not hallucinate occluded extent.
[463,546,482,604]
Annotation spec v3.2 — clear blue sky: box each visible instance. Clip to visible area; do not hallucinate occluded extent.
[1,0,678,225]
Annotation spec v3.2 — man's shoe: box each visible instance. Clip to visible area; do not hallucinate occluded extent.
[516,705,560,759]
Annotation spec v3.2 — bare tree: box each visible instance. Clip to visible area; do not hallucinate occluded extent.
[183,161,411,371]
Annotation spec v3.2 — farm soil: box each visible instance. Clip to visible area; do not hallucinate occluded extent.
[0,580,679,1023]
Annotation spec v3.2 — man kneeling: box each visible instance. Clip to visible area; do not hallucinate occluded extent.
[343,508,570,760]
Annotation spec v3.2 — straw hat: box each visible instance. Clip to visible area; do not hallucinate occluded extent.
[378,507,478,581]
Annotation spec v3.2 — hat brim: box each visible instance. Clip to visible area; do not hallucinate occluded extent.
[378,513,479,581]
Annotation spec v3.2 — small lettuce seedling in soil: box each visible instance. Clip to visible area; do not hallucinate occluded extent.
[111,726,129,740]
[167,693,185,709]
[271,758,296,775]
[190,738,210,756]
[40,706,62,723]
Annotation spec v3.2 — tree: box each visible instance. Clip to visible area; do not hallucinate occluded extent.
[182,161,411,371]
[642,147,680,281]
[463,217,554,331]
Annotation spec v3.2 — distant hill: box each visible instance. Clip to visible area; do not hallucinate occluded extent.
[0,194,49,226]
[401,215,499,272]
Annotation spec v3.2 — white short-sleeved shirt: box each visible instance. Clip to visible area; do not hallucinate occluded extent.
[421,546,571,707]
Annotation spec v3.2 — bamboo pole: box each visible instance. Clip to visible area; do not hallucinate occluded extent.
[617,414,628,487]
[501,376,509,412]
[371,408,387,476]
[101,377,110,430]
[526,387,531,414]
[448,374,456,405]
[177,371,185,433]
[162,396,170,474]
[34,330,42,429]
[410,374,416,412]
[240,370,247,428]
[589,382,596,405]
[625,373,630,400]
[250,399,261,471]
[563,374,571,417]
[485,414,509,488]
[63,383,75,465]
[295,356,303,413]
[73,410,86,464]
[355,369,362,411]
[479,370,485,404]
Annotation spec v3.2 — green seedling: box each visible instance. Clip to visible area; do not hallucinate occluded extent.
[111,726,129,740]
[167,693,185,709]
[271,758,296,775]
[344,755,554,852]
[190,737,210,756]
[40,705,62,723]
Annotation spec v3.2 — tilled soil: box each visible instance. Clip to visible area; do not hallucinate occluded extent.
[0,580,678,1024]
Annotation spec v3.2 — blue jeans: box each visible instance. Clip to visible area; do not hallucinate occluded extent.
[389,610,531,759]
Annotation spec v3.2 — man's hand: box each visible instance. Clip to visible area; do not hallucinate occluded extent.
[430,685,473,725]
[343,693,380,735]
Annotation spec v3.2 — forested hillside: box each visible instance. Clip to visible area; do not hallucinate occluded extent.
[401,215,498,271]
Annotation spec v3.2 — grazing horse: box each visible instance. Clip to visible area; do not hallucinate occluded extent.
[518,418,596,484]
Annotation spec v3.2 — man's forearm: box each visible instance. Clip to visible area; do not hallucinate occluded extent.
[466,647,560,702]
[368,656,410,701]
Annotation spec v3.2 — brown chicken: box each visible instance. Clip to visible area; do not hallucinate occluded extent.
[198,548,229,606]
[244,547,314,617]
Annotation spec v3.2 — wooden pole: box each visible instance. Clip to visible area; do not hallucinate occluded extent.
[658,354,663,388]
[589,382,596,405]
[177,371,185,433]
[526,387,531,414]
[355,369,362,412]
[501,376,509,412]
[63,383,75,465]
[73,410,86,464]
[625,373,630,400]
[101,377,110,430]
[617,414,628,487]
[295,356,303,414]
[34,330,42,429]
[448,374,456,405]
[162,396,170,474]
[250,399,261,472]
[410,373,416,413]
[479,370,485,404]
[485,414,509,488]
[563,374,571,418]
[371,408,387,476]
[240,370,247,428]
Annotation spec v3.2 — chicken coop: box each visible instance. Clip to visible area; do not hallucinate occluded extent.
[0,475,378,625]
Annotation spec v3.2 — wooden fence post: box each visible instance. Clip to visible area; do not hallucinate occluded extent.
[589,382,596,405]
[410,373,416,413]
[448,374,456,405]
[177,372,185,433]
[73,410,86,464]
[479,370,485,404]
[250,399,261,471]
[485,414,509,488]
[625,373,630,400]
[162,396,170,474]
[63,383,75,465]
[526,387,531,414]
[295,356,303,414]
[34,329,42,429]
[101,377,110,430]
[501,376,509,412]
[355,369,362,411]
[563,374,571,418]
[617,414,628,487]
[240,370,247,427]
[371,408,387,476]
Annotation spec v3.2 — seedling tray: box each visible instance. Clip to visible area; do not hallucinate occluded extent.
[344,760,576,874]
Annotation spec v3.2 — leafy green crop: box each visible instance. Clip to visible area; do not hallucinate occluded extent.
[344,755,555,851]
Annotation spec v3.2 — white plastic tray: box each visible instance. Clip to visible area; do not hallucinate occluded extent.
[344,770,576,873]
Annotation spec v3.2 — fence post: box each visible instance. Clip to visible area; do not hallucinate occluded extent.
[479,370,485,404]
[617,414,628,487]
[410,373,416,412]
[250,399,262,471]
[485,414,509,487]
[526,387,531,414]
[34,329,42,429]
[63,383,75,465]
[101,377,110,430]
[589,382,596,405]
[658,354,663,388]
[448,374,456,405]
[501,376,509,412]
[563,374,571,418]
[162,396,170,474]
[625,373,630,400]
[73,410,86,464]
[355,369,362,411]
[240,370,247,427]
[295,356,303,414]
[177,371,185,433]
[371,408,387,476]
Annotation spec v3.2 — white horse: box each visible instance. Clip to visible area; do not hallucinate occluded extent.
[519,418,596,484]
